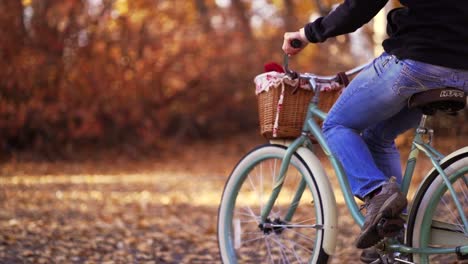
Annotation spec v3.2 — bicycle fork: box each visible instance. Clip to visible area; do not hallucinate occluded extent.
[260,136,307,223]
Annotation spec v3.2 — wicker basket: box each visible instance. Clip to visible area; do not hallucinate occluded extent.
[258,82,341,139]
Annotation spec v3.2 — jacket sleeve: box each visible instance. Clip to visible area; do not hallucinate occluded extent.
[304,0,389,43]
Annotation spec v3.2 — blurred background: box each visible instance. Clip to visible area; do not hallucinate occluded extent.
[0,0,466,263]
[1,0,466,159]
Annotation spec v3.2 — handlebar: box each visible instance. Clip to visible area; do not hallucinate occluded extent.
[284,40,371,91]
[290,39,303,49]
[299,62,370,82]
[284,54,370,82]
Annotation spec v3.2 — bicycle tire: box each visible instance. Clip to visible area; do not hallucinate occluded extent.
[217,144,331,263]
[406,146,468,263]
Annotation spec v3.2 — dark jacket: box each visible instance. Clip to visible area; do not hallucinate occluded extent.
[303,0,468,70]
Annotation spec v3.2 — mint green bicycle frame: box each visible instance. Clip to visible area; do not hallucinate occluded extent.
[259,88,468,256]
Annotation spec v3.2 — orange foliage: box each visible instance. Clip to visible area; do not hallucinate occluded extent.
[1,0,307,154]
[1,0,465,156]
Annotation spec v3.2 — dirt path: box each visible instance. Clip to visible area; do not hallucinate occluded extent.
[0,136,438,263]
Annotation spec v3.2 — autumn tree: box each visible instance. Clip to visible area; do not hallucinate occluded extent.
[0,0,465,157]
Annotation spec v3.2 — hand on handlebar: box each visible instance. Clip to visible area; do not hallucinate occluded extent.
[282,29,309,56]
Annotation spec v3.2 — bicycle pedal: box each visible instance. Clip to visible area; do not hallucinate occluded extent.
[377,217,405,238]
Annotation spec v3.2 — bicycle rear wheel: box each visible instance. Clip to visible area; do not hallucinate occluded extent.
[217,144,330,263]
[406,147,468,263]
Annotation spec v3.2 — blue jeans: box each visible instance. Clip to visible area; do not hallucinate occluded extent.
[322,52,468,199]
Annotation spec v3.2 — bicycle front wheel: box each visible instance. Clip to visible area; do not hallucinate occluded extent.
[406,147,468,263]
[217,144,329,263]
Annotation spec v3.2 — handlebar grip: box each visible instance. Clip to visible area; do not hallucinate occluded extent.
[290,39,303,49]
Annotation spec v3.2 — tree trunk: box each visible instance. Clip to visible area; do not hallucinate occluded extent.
[194,0,212,33]
[283,0,297,30]
[0,0,26,58]
[230,0,253,40]
[30,0,64,56]
[313,0,331,16]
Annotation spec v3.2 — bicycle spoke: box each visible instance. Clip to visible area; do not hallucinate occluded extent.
[290,217,317,225]
[242,231,264,236]
[271,235,305,264]
[260,162,264,214]
[273,159,277,186]
[240,219,260,223]
[280,236,314,254]
[274,233,313,254]
[237,207,256,217]
[236,206,260,224]
[264,236,274,263]
[285,229,317,245]
[248,174,262,206]
[440,195,465,234]
[270,235,291,264]
[239,235,266,246]
[291,244,305,264]
[269,233,311,263]
[441,175,468,234]
[458,178,468,199]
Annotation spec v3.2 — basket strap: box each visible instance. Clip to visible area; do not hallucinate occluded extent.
[272,81,286,137]
[337,72,350,87]
[291,80,301,94]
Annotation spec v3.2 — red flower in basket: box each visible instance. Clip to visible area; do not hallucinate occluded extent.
[264,62,284,73]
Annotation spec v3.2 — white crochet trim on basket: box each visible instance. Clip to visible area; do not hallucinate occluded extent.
[254,72,302,95]
[254,71,343,95]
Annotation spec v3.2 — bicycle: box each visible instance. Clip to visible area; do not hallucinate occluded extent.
[217,53,468,263]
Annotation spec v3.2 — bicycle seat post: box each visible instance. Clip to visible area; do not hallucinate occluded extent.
[416,114,434,143]
[418,114,428,128]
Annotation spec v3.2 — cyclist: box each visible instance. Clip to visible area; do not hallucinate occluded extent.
[282,0,468,262]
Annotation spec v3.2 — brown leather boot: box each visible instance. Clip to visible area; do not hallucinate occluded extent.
[355,177,407,249]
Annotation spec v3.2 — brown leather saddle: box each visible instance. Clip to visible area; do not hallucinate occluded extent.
[408,88,467,115]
